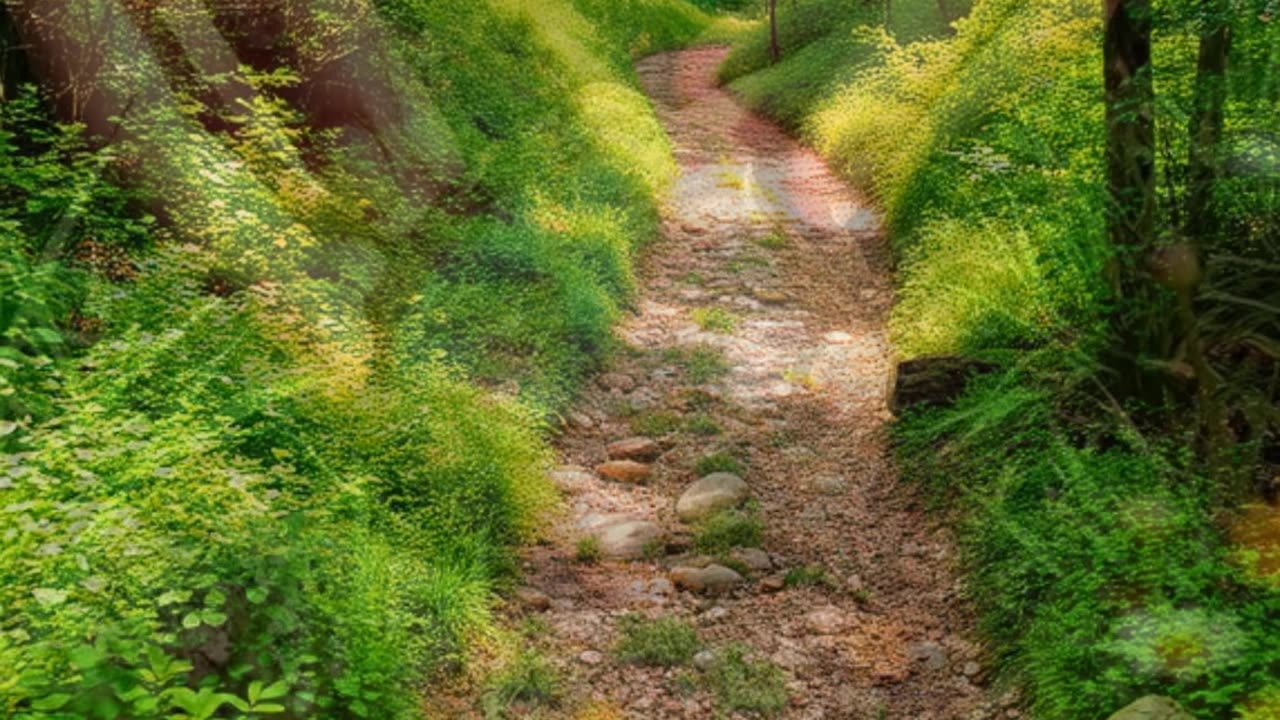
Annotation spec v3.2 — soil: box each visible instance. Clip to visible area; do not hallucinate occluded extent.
[429,47,1010,720]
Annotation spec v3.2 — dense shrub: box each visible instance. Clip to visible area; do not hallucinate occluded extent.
[723,0,1280,717]
[0,0,708,717]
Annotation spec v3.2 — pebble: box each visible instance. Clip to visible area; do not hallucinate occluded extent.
[597,372,636,393]
[962,661,981,678]
[579,650,605,665]
[703,606,730,622]
[809,474,849,495]
[675,472,749,521]
[823,331,855,344]
[671,564,745,594]
[693,650,716,671]
[804,607,847,635]
[606,437,661,461]
[907,640,949,671]
[760,574,787,593]
[731,547,773,572]
[594,519,663,559]
[515,588,551,611]
[596,460,651,484]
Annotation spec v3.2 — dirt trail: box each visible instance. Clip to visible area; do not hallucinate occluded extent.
[470,47,1001,720]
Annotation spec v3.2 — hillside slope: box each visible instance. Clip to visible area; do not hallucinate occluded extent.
[0,1,714,717]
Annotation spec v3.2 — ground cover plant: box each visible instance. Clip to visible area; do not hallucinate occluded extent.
[723,0,1280,717]
[0,0,714,717]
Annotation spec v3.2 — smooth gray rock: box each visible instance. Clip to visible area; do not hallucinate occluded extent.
[594,520,663,560]
[676,473,749,522]
[671,564,745,594]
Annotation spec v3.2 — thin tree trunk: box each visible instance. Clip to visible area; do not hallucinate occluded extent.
[1186,0,1231,242]
[1104,0,1156,298]
[768,0,779,63]
[1103,0,1165,400]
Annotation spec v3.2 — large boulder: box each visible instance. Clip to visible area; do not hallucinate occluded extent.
[888,355,999,414]
[1107,696,1195,720]
[676,473,749,522]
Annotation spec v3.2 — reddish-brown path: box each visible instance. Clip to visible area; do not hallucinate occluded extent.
[432,47,1009,720]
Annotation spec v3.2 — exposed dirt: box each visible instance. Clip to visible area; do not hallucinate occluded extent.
[432,47,1010,720]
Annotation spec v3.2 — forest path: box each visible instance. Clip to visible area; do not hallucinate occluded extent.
[450,47,1001,720]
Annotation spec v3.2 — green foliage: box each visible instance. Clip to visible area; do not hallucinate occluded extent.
[691,307,739,333]
[614,615,701,667]
[695,450,745,476]
[706,644,788,716]
[726,0,1280,717]
[0,0,713,717]
[481,649,560,718]
[896,368,1280,719]
[575,537,603,564]
[694,507,764,554]
[782,564,831,589]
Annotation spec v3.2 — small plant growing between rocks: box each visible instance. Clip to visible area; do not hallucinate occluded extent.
[642,538,666,561]
[695,507,764,554]
[755,227,789,250]
[708,644,788,716]
[695,450,744,477]
[683,345,730,384]
[575,537,602,564]
[614,614,701,667]
[691,307,739,334]
[482,649,561,718]
[783,564,831,589]
[685,412,722,436]
[631,410,682,436]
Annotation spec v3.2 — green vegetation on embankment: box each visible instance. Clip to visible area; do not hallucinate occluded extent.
[0,1,714,717]
[722,1,1280,718]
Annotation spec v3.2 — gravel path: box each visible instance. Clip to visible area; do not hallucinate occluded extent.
[435,47,1008,720]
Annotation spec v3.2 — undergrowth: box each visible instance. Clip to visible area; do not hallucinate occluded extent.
[724,0,1280,717]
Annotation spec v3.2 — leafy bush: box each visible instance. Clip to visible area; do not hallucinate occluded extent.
[0,0,711,717]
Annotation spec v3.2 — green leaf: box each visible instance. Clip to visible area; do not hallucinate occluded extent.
[200,610,227,627]
[31,693,72,710]
[181,612,202,629]
[204,589,226,607]
[258,680,288,701]
[245,587,268,605]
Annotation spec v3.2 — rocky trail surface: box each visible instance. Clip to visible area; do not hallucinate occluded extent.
[433,47,1011,720]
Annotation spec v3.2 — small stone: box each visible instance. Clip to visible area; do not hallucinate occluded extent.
[567,411,595,430]
[907,640,949,672]
[515,588,551,611]
[823,331,854,344]
[579,650,605,665]
[962,661,981,678]
[752,288,790,304]
[693,650,716,671]
[596,460,651,483]
[595,520,663,560]
[675,473,749,522]
[598,373,636,393]
[809,474,848,495]
[703,606,730,622]
[606,437,661,462]
[671,564,745,594]
[548,466,595,493]
[804,607,847,635]
[731,547,773,572]
[760,574,786,593]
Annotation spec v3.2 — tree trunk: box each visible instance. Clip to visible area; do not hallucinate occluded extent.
[1103,0,1166,401]
[1186,0,1231,242]
[1104,0,1156,298]
[768,0,780,63]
